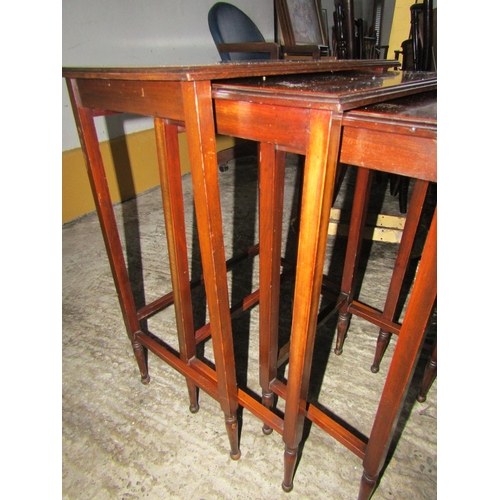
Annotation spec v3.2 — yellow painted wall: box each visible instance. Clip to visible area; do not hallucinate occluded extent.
[62,130,236,224]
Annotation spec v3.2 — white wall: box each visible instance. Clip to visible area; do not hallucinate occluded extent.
[62,0,394,151]
[62,0,275,151]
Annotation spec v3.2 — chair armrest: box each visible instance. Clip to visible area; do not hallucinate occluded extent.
[216,42,280,59]
[375,45,389,59]
[282,44,321,60]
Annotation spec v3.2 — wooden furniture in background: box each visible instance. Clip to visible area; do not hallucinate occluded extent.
[332,0,388,60]
[391,0,436,213]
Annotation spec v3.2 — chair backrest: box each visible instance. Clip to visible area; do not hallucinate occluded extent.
[402,0,435,71]
[208,2,269,61]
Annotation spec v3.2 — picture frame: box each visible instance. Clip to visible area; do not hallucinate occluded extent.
[275,0,327,47]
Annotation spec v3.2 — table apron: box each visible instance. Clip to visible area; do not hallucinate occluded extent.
[214,99,311,153]
[340,127,437,182]
[75,78,185,121]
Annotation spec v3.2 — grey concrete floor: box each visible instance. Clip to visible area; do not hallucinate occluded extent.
[62,157,437,499]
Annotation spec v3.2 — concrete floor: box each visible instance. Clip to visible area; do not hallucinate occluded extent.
[62,156,437,499]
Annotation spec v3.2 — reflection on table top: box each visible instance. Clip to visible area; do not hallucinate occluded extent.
[214,70,435,93]
[342,89,437,139]
[346,89,437,121]
[212,70,437,111]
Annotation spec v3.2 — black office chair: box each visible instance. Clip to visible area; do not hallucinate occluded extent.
[208,2,280,170]
[208,2,280,62]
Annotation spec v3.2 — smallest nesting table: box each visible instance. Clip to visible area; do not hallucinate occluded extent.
[335,92,437,499]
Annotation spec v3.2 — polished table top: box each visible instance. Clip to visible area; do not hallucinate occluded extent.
[212,71,436,166]
[62,59,399,81]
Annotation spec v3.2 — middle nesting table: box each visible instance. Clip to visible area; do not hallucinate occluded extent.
[212,70,436,497]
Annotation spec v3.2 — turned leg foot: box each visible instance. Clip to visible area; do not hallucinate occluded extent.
[262,425,273,435]
[371,330,392,373]
[189,402,200,413]
[358,471,378,500]
[133,341,150,384]
[282,445,298,492]
[187,382,200,413]
[262,390,275,435]
[335,311,350,355]
[417,342,437,403]
[225,413,241,460]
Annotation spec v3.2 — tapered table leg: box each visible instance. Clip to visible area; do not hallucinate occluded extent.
[181,80,240,459]
[359,209,437,500]
[371,179,429,373]
[155,118,199,412]
[282,110,342,491]
[66,78,150,384]
[259,144,286,435]
[335,167,372,355]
